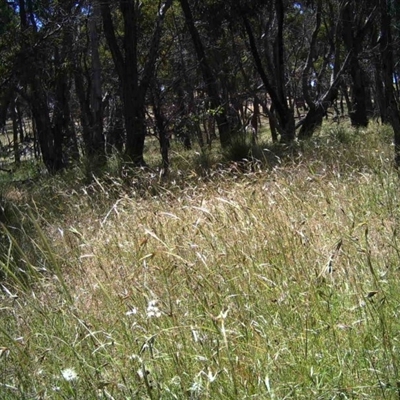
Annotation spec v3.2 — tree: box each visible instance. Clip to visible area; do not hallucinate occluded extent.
[341,2,376,127]
[241,0,296,143]
[72,1,106,166]
[1,0,84,172]
[297,0,350,139]
[380,0,400,166]
[100,0,173,165]
[179,0,233,148]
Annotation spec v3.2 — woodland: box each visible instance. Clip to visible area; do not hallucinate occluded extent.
[0,0,399,173]
[2,1,400,399]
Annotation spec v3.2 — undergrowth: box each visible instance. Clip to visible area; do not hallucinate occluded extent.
[1,123,400,399]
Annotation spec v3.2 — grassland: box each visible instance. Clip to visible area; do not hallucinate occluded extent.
[1,122,400,399]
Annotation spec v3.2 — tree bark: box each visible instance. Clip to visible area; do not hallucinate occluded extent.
[30,79,64,172]
[298,2,351,139]
[53,44,79,164]
[341,3,375,127]
[88,0,106,164]
[243,14,295,143]
[11,96,20,165]
[179,0,232,148]
[380,0,400,167]
[101,0,173,165]
[151,85,169,175]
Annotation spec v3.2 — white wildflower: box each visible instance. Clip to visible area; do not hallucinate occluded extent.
[61,368,78,382]
[147,300,161,318]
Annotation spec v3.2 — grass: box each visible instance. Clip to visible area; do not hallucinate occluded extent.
[1,122,400,398]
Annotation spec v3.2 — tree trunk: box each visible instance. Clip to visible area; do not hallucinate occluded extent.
[348,66,369,127]
[30,80,64,172]
[380,0,400,167]
[16,99,25,143]
[299,1,351,139]
[151,87,169,175]
[11,97,20,165]
[104,95,125,154]
[179,0,232,148]
[268,104,279,143]
[119,0,145,164]
[297,105,325,139]
[101,0,173,165]
[18,0,64,173]
[88,0,106,164]
[341,3,370,127]
[53,47,79,165]
[74,67,93,155]
[243,14,295,143]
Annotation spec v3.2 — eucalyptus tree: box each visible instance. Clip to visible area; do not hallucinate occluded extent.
[380,0,400,166]
[72,0,106,166]
[297,0,352,139]
[0,1,18,128]
[394,1,400,99]
[179,0,234,148]
[236,0,302,142]
[341,1,377,127]
[12,0,83,172]
[50,1,81,164]
[100,0,173,165]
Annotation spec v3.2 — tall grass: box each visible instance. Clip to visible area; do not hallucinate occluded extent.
[1,123,400,399]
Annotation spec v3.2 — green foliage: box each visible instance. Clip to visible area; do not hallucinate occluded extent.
[328,124,354,144]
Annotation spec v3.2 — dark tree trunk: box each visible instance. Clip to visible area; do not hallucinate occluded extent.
[299,64,351,139]
[179,0,232,148]
[374,64,386,123]
[299,67,352,139]
[372,25,387,123]
[71,1,105,165]
[340,84,352,116]
[123,94,146,164]
[30,80,64,172]
[119,0,145,164]
[298,105,325,139]
[74,67,93,155]
[266,104,278,143]
[243,14,295,143]
[151,87,169,175]
[17,0,65,173]
[299,1,351,139]
[88,0,106,164]
[101,0,173,165]
[11,97,20,165]
[16,99,25,143]
[175,82,192,150]
[31,111,40,159]
[348,67,369,127]
[53,47,79,164]
[380,0,400,167]
[341,3,372,127]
